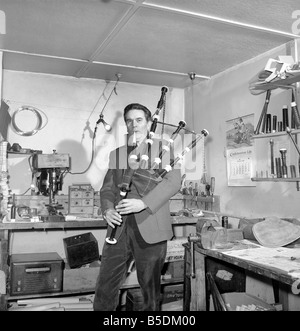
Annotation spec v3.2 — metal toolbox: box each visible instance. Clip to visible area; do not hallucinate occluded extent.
[10,252,64,296]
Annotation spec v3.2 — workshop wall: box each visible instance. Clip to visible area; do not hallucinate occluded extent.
[186,41,300,221]
[3,41,300,254]
[2,70,185,256]
[4,70,185,195]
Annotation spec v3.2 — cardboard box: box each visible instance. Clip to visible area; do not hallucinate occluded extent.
[63,264,100,292]
[125,284,184,311]
[165,238,187,262]
[161,284,184,305]
[222,292,276,311]
[161,299,183,311]
[161,260,184,280]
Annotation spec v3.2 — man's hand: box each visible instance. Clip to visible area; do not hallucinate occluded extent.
[115,199,147,215]
[103,208,122,228]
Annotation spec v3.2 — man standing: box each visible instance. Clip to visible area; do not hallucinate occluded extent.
[93,103,181,311]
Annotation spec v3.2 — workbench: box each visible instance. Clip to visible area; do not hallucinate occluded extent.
[0,216,198,311]
[184,239,300,311]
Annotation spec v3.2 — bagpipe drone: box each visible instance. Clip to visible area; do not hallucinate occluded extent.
[106,87,209,244]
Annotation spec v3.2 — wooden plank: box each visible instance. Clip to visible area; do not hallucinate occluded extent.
[0,220,107,230]
[0,230,8,275]
[184,243,206,311]
[0,230,8,311]
[190,250,206,311]
[0,217,201,231]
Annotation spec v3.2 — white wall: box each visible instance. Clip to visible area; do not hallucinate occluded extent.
[2,70,185,256]
[4,70,185,194]
[5,40,300,255]
[186,42,300,221]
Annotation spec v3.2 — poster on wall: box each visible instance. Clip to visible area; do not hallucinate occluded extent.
[226,114,256,186]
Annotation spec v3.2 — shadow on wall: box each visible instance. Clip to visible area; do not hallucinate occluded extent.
[91,111,126,191]
[55,139,90,194]
[0,100,11,141]
[56,108,125,193]
[8,155,33,195]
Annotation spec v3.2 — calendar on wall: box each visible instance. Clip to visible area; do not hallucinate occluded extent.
[226,114,256,187]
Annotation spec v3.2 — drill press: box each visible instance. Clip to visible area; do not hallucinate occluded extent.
[32,151,70,222]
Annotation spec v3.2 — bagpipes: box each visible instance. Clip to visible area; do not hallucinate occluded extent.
[119,86,169,196]
[105,87,209,244]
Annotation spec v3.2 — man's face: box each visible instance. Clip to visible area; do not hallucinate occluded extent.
[125,109,150,145]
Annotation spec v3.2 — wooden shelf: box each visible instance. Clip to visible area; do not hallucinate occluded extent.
[250,73,300,92]
[251,177,300,182]
[1,214,192,309]
[0,220,107,231]
[0,216,198,230]
[253,129,300,140]
[7,152,32,155]
[181,195,215,203]
[6,277,184,302]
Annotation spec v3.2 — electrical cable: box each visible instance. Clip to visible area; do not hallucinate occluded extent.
[99,74,121,117]
[11,106,48,136]
[20,187,31,195]
[67,126,97,175]
[69,74,122,175]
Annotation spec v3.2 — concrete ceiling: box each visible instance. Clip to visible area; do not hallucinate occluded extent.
[0,0,299,88]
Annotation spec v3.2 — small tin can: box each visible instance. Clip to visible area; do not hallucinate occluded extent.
[222,216,228,229]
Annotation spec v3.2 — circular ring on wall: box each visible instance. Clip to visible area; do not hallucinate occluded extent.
[11,106,47,136]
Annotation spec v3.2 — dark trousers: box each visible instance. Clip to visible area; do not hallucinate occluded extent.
[93,216,167,311]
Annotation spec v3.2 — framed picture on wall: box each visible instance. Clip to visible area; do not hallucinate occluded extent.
[226,114,256,186]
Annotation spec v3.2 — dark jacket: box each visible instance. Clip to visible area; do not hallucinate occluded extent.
[100,138,181,243]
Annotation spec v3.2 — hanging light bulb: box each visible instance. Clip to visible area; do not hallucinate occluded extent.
[97,114,112,132]
[103,121,112,132]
